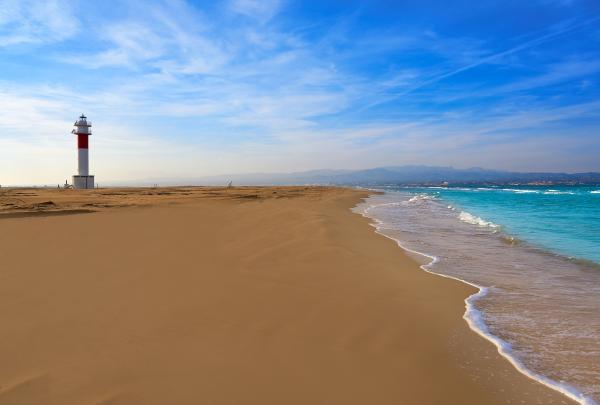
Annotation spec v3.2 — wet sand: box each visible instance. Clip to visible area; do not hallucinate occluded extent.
[0,187,573,404]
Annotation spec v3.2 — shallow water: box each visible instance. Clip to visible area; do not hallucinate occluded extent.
[355,186,600,404]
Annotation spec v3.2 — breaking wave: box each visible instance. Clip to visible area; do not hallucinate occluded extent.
[458,211,500,229]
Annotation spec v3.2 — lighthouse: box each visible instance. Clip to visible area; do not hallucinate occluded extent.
[71,114,95,189]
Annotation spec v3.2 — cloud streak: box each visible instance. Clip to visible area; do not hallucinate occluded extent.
[0,0,78,47]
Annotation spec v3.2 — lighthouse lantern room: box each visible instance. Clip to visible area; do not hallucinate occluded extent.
[71,114,95,189]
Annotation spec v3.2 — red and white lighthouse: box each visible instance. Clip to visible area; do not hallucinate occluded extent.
[71,114,95,189]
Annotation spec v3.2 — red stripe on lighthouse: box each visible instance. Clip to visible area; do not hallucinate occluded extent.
[77,134,89,149]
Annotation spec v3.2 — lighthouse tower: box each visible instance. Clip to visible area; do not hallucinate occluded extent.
[71,114,95,189]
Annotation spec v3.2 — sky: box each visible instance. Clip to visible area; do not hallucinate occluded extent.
[1,0,599,185]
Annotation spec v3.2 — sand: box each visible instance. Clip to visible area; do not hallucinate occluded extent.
[0,186,573,404]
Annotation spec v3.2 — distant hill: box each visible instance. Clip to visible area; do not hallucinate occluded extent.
[127,166,600,187]
[299,166,600,186]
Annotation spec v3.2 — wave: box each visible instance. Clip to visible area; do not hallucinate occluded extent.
[449,187,478,191]
[591,191,600,194]
[544,190,575,195]
[458,211,500,229]
[353,199,595,405]
[406,194,437,204]
[502,188,539,194]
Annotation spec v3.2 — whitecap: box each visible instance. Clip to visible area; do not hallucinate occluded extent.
[501,188,539,194]
[406,194,436,204]
[458,211,500,229]
[544,191,575,195]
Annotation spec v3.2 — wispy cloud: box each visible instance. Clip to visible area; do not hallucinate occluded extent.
[355,16,600,113]
[228,0,283,22]
[0,0,78,47]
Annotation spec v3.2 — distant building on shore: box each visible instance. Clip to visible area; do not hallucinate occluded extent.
[71,114,95,189]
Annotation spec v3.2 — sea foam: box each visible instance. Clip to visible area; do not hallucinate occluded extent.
[406,194,436,204]
[502,188,539,194]
[544,190,575,195]
[458,211,500,229]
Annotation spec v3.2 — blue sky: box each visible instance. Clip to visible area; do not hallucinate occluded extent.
[1,0,599,184]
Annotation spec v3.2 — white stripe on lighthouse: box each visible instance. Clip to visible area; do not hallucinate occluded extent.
[78,148,89,176]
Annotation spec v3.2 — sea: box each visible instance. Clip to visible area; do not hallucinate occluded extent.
[354,185,600,404]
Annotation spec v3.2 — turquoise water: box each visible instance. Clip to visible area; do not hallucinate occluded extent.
[356,186,600,403]
[401,186,600,264]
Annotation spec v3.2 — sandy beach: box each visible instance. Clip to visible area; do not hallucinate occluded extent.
[0,186,573,404]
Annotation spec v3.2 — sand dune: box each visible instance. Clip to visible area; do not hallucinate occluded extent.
[0,187,572,404]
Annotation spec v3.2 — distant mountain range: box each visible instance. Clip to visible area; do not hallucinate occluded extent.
[130,166,600,187]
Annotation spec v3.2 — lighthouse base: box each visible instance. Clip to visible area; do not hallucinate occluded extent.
[73,175,95,189]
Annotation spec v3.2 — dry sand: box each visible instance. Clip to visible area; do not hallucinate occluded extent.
[0,186,573,404]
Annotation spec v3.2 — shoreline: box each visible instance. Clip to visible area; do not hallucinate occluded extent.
[0,186,576,404]
[356,199,592,405]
